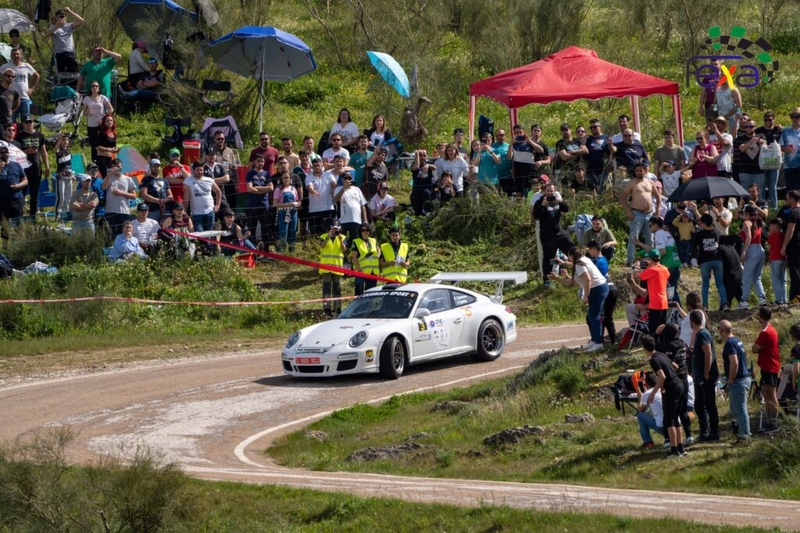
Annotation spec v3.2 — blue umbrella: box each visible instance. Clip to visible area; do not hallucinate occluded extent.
[366,51,410,99]
[209,26,317,131]
[116,0,199,54]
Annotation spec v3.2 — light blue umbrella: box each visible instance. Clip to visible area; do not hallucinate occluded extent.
[366,51,410,98]
[209,26,317,131]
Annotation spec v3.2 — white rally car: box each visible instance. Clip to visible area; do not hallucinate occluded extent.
[282,283,517,379]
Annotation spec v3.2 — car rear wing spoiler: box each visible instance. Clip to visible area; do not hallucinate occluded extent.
[428,272,527,303]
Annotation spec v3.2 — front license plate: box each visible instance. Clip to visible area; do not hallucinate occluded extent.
[296,357,321,364]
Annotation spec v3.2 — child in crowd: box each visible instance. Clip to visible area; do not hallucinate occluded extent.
[659,160,681,199]
[433,171,455,205]
[672,209,696,267]
[571,166,595,195]
[767,218,787,305]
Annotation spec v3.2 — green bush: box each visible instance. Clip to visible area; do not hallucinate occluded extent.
[549,364,588,397]
[0,428,198,532]
[426,187,529,245]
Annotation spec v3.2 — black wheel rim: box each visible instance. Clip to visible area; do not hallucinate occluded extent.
[482,322,504,356]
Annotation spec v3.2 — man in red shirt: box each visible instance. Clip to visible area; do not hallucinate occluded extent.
[162,148,190,203]
[249,132,279,174]
[629,248,670,335]
[753,306,781,431]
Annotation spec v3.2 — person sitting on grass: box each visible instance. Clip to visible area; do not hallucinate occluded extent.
[131,203,160,251]
[109,220,147,261]
[636,371,663,449]
[216,209,256,256]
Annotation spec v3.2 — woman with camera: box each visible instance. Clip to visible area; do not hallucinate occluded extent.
[548,245,609,353]
[532,182,573,286]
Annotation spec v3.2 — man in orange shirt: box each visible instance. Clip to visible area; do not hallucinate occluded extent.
[629,249,670,335]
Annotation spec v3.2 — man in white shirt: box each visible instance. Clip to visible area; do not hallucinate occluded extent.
[45,8,84,73]
[131,203,160,250]
[0,47,38,121]
[637,372,664,448]
[334,173,367,242]
[321,134,350,169]
[305,158,337,235]
[611,114,641,143]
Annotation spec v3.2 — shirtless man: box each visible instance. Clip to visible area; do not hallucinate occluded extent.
[620,162,661,266]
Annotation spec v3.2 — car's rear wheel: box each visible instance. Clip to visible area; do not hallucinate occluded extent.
[472,318,505,361]
[379,335,406,379]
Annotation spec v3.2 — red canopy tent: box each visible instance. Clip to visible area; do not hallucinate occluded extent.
[468,46,684,145]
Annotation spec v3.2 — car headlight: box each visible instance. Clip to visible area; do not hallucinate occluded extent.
[285,331,301,349]
[349,330,369,348]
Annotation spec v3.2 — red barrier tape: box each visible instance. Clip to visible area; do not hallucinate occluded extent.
[162,228,401,282]
[0,295,355,306]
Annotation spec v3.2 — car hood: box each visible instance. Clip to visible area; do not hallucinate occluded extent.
[294,319,394,352]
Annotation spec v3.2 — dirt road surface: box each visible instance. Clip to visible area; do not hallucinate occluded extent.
[1,323,797,530]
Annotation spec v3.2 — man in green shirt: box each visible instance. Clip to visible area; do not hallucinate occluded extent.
[77,46,121,97]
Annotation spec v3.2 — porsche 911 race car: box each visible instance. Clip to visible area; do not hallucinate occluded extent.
[282,283,517,379]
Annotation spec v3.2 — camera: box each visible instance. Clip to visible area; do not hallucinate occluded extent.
[515,135,524,142]
[546,195,556,202]
[626,272,633,282]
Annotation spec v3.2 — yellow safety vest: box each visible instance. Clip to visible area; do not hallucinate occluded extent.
[380,242,409,282]
[353,237,380,275]
[319,234,346,275]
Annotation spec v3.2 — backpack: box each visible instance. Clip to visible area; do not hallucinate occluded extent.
[0,253,14,279]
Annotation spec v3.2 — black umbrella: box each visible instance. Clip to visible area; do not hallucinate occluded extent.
[666,176,749,203]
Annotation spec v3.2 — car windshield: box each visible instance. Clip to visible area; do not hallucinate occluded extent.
[339,290,418,319]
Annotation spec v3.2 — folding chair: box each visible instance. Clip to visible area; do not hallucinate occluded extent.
[201,80,234,109]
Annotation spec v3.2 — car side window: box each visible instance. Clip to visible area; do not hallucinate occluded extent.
[450,290,477,307]
[419,289,452,314]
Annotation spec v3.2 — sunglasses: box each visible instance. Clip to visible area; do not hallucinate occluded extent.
[623,134,633,138]
[792,115,800,119]
[260,137,269,141]
[4,74,14,79]
[576,130,586,133]
[744,125,755,129]
[695,137,704,140]
[590,125,600,128]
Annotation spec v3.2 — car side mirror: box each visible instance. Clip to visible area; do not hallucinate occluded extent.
[414,308,431,319]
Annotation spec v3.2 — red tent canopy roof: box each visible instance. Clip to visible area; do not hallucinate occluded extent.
[469,46,679,108]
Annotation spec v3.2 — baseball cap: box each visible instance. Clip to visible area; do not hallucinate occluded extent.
[341,173,352,180]
[681,210,695,220]
[150,158,161,166]
[86,162,99,172]
[205,145,216,155]
[538,174,550,183]
[22,115,34,123]
[560,123,571,130]
[380,183,389,189]
[172,202,185,210]
[743,204,758,215]
[664,160,674,166]
[453,127,465,135]
[136,40,147,49]
[137,203,149,211]
[644,249,661,261]
[80,173,92,181]
[330,219,340,228]
[169,148,180,157]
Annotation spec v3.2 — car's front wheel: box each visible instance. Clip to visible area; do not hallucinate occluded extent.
[379,335,406,379]
[472,318,505,361]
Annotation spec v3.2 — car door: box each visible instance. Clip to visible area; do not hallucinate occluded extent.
[413,288,465,360]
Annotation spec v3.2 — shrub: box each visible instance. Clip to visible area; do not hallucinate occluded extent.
[0,428,198,532]
[549,364,588,397]
[426,187,530,245]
